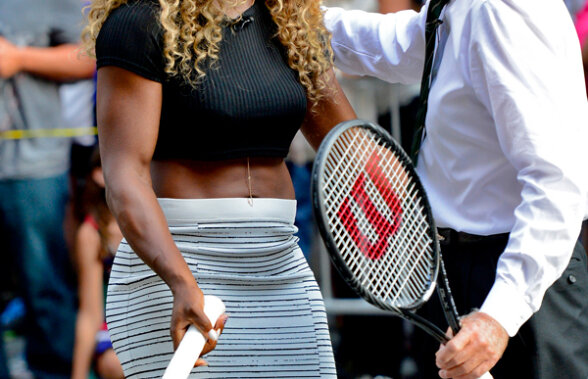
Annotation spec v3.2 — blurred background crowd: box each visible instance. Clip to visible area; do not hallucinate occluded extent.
[0,0,587,378]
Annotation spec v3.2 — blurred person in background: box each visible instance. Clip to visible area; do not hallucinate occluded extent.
[565,0,587,20]
[61,71,98,253]
[71,146,124,379]
[0,0,95,377]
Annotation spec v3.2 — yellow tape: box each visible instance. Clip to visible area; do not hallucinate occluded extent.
[0,127,98,140]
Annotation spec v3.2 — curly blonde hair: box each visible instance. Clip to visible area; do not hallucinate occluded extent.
[82,0,334,105]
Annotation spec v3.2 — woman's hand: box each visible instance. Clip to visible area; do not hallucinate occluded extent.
[170,280,228,366]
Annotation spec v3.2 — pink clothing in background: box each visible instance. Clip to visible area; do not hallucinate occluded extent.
[576,1,588,47]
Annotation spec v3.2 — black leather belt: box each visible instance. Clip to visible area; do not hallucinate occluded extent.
[437,227,509,244]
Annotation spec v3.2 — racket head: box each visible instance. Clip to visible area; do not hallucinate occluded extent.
[312,119,440,312]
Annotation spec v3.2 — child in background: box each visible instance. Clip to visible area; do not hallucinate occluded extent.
[71,146,124,379]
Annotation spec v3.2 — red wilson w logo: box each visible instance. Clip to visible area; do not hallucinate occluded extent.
[336,151,403,260]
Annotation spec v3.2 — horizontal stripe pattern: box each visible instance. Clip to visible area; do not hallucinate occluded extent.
[105,199,336,378]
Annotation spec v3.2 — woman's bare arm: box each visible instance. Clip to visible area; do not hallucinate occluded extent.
[300,68,357,150]
[96,66,219,352]
[71,224,105,379]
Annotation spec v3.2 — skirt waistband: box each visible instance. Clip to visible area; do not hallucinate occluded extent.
[157,198,297,225]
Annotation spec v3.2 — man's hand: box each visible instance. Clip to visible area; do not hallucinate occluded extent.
[0,37,22,78]
[435,311,508,379]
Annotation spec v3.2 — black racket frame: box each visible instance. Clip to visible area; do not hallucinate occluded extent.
[311,119,460,343]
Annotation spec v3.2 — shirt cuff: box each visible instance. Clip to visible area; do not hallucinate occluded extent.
[479,279,534,337]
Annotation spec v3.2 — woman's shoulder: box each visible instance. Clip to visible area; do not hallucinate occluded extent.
[96,0,165,82]
[109,0,160,19]
[101,0,162,38]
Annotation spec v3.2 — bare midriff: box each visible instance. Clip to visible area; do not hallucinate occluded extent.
[150,157,296,200]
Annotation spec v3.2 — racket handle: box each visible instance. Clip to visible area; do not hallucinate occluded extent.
[162,295,226,379]
[479,372,494,379]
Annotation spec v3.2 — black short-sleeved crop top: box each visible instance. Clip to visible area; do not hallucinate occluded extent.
[96,0,308,161]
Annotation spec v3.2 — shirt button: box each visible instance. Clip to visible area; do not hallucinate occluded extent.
[567,275,577,284]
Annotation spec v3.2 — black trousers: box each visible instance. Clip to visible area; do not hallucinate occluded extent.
[414,231,588,379]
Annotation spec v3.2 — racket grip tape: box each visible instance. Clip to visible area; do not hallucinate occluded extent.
[162,295,226,379]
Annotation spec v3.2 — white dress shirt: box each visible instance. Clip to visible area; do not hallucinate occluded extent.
[325,0,588,336]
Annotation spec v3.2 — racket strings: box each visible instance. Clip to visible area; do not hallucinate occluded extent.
[384,195,433,302]
[358,152,431,305]
[331,172,431,307]
[321,127,435,308]
[325,132,390,279]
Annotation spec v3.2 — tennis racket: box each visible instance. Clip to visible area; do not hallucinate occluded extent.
[162,295,226,379]
[311,119,493,379]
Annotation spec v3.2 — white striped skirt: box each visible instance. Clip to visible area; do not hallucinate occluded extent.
[105,198,337,378]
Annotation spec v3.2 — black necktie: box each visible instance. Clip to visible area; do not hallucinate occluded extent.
[410,0,450,164]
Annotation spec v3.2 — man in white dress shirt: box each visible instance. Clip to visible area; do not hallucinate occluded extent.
[324,0,588,378]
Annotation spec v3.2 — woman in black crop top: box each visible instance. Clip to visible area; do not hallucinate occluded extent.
[83,0,356,377]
